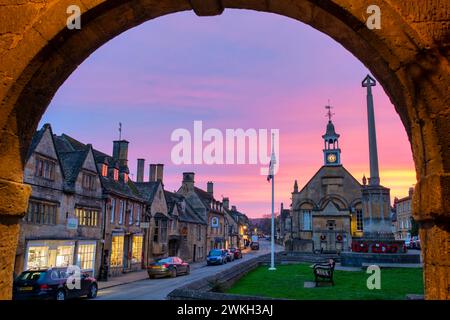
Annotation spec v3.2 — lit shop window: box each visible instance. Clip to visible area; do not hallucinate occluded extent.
[56,246,74,267]
[78,244,96,272]
[111,236,124,267]
[131,235,143,263]
[26,246,49,270]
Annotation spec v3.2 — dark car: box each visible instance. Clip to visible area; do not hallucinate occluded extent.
[230,247,242,259]
[13,267,98,300]
[206,249,227,265]
[224,249,235,262]
[148,257,190,279]
[250,242,260,250]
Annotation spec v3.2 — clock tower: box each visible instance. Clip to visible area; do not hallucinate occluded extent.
[322,104,341,166]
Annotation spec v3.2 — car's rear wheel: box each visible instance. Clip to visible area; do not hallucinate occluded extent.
[170,268,177,278]
[149,274,155,279]
[55,289,66,301]
[87,284,97,299]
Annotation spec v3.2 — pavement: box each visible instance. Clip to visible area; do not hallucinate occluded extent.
[98,259,207,290]
[95,240,283,300]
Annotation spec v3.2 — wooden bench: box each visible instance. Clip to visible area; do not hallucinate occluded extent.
[312,259,335,286]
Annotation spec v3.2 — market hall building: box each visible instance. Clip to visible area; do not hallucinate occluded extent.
[285,116,365,253]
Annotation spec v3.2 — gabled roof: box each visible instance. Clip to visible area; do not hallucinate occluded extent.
[165,190,207,225]
[193,187,214,206]
[26,125,47,161]
[58,148,90,191]
[296,165,362,195]
[135,181,161,204]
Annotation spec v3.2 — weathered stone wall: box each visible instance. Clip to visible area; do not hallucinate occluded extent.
[0,0,448,299]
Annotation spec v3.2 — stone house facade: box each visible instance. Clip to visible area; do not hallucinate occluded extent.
[15,124,104,277]
[165,191,208,263]
[393,188,414,240]
[135,174,171,265]
[54,134,147,279]
[177,173,227,253]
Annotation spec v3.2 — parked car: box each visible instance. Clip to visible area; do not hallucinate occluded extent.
[230,247,242,259]
[206,249,227,265]
[224,249,235,262]
[250,242,260,250]
[147,257,190,279]
[13,267,98,300]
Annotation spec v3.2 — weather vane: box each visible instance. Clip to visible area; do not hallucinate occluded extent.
[119,122,122,140]
[325,100,334,121]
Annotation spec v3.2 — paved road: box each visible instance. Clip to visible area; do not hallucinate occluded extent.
[96,240,283,300]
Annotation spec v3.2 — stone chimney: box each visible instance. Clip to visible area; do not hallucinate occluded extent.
[112,140,129,168]
[136,159,145,183]
[156,164,164,182]
[207,181,214,195]
[222,197,230,210]
[149,164,157,182]
[182,172,195,192]
[408,187,414,198]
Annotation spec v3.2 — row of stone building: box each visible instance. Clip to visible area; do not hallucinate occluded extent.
[14,123,250,280]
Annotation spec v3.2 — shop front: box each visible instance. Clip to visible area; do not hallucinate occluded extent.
[24,239,98,276]
[109,232,143,277]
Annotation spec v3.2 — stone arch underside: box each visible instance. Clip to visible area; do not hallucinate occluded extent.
[0,0,448,299]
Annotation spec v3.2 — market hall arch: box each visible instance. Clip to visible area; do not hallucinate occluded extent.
[0,0,448,299]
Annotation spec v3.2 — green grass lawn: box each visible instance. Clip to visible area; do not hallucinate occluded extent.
[227,263,423,300]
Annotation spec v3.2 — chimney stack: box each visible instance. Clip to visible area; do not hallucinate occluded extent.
[222,197,229,210]
[156,164,164,182]
[182,172,195,191]
[408,187,414,198]
[231,205,237,211]
[136,159,145,183]
[207,181,214,195]
[149,164,157,182]
[112,140,129,168]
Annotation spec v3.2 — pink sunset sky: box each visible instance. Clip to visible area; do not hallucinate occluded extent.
[40,10,416,218]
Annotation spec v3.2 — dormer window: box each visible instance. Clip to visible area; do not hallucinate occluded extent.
[113,168,119,181]
[101,164,108,177]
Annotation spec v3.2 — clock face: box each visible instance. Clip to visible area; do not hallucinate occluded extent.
[327,153,337,163]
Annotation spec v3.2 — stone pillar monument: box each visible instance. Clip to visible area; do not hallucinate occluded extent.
[361,75,394,239]
[341,75,420,267]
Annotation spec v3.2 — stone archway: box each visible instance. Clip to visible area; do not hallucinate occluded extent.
[0,0,448,299]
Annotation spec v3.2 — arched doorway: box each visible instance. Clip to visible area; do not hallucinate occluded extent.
[0,0,448,299]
